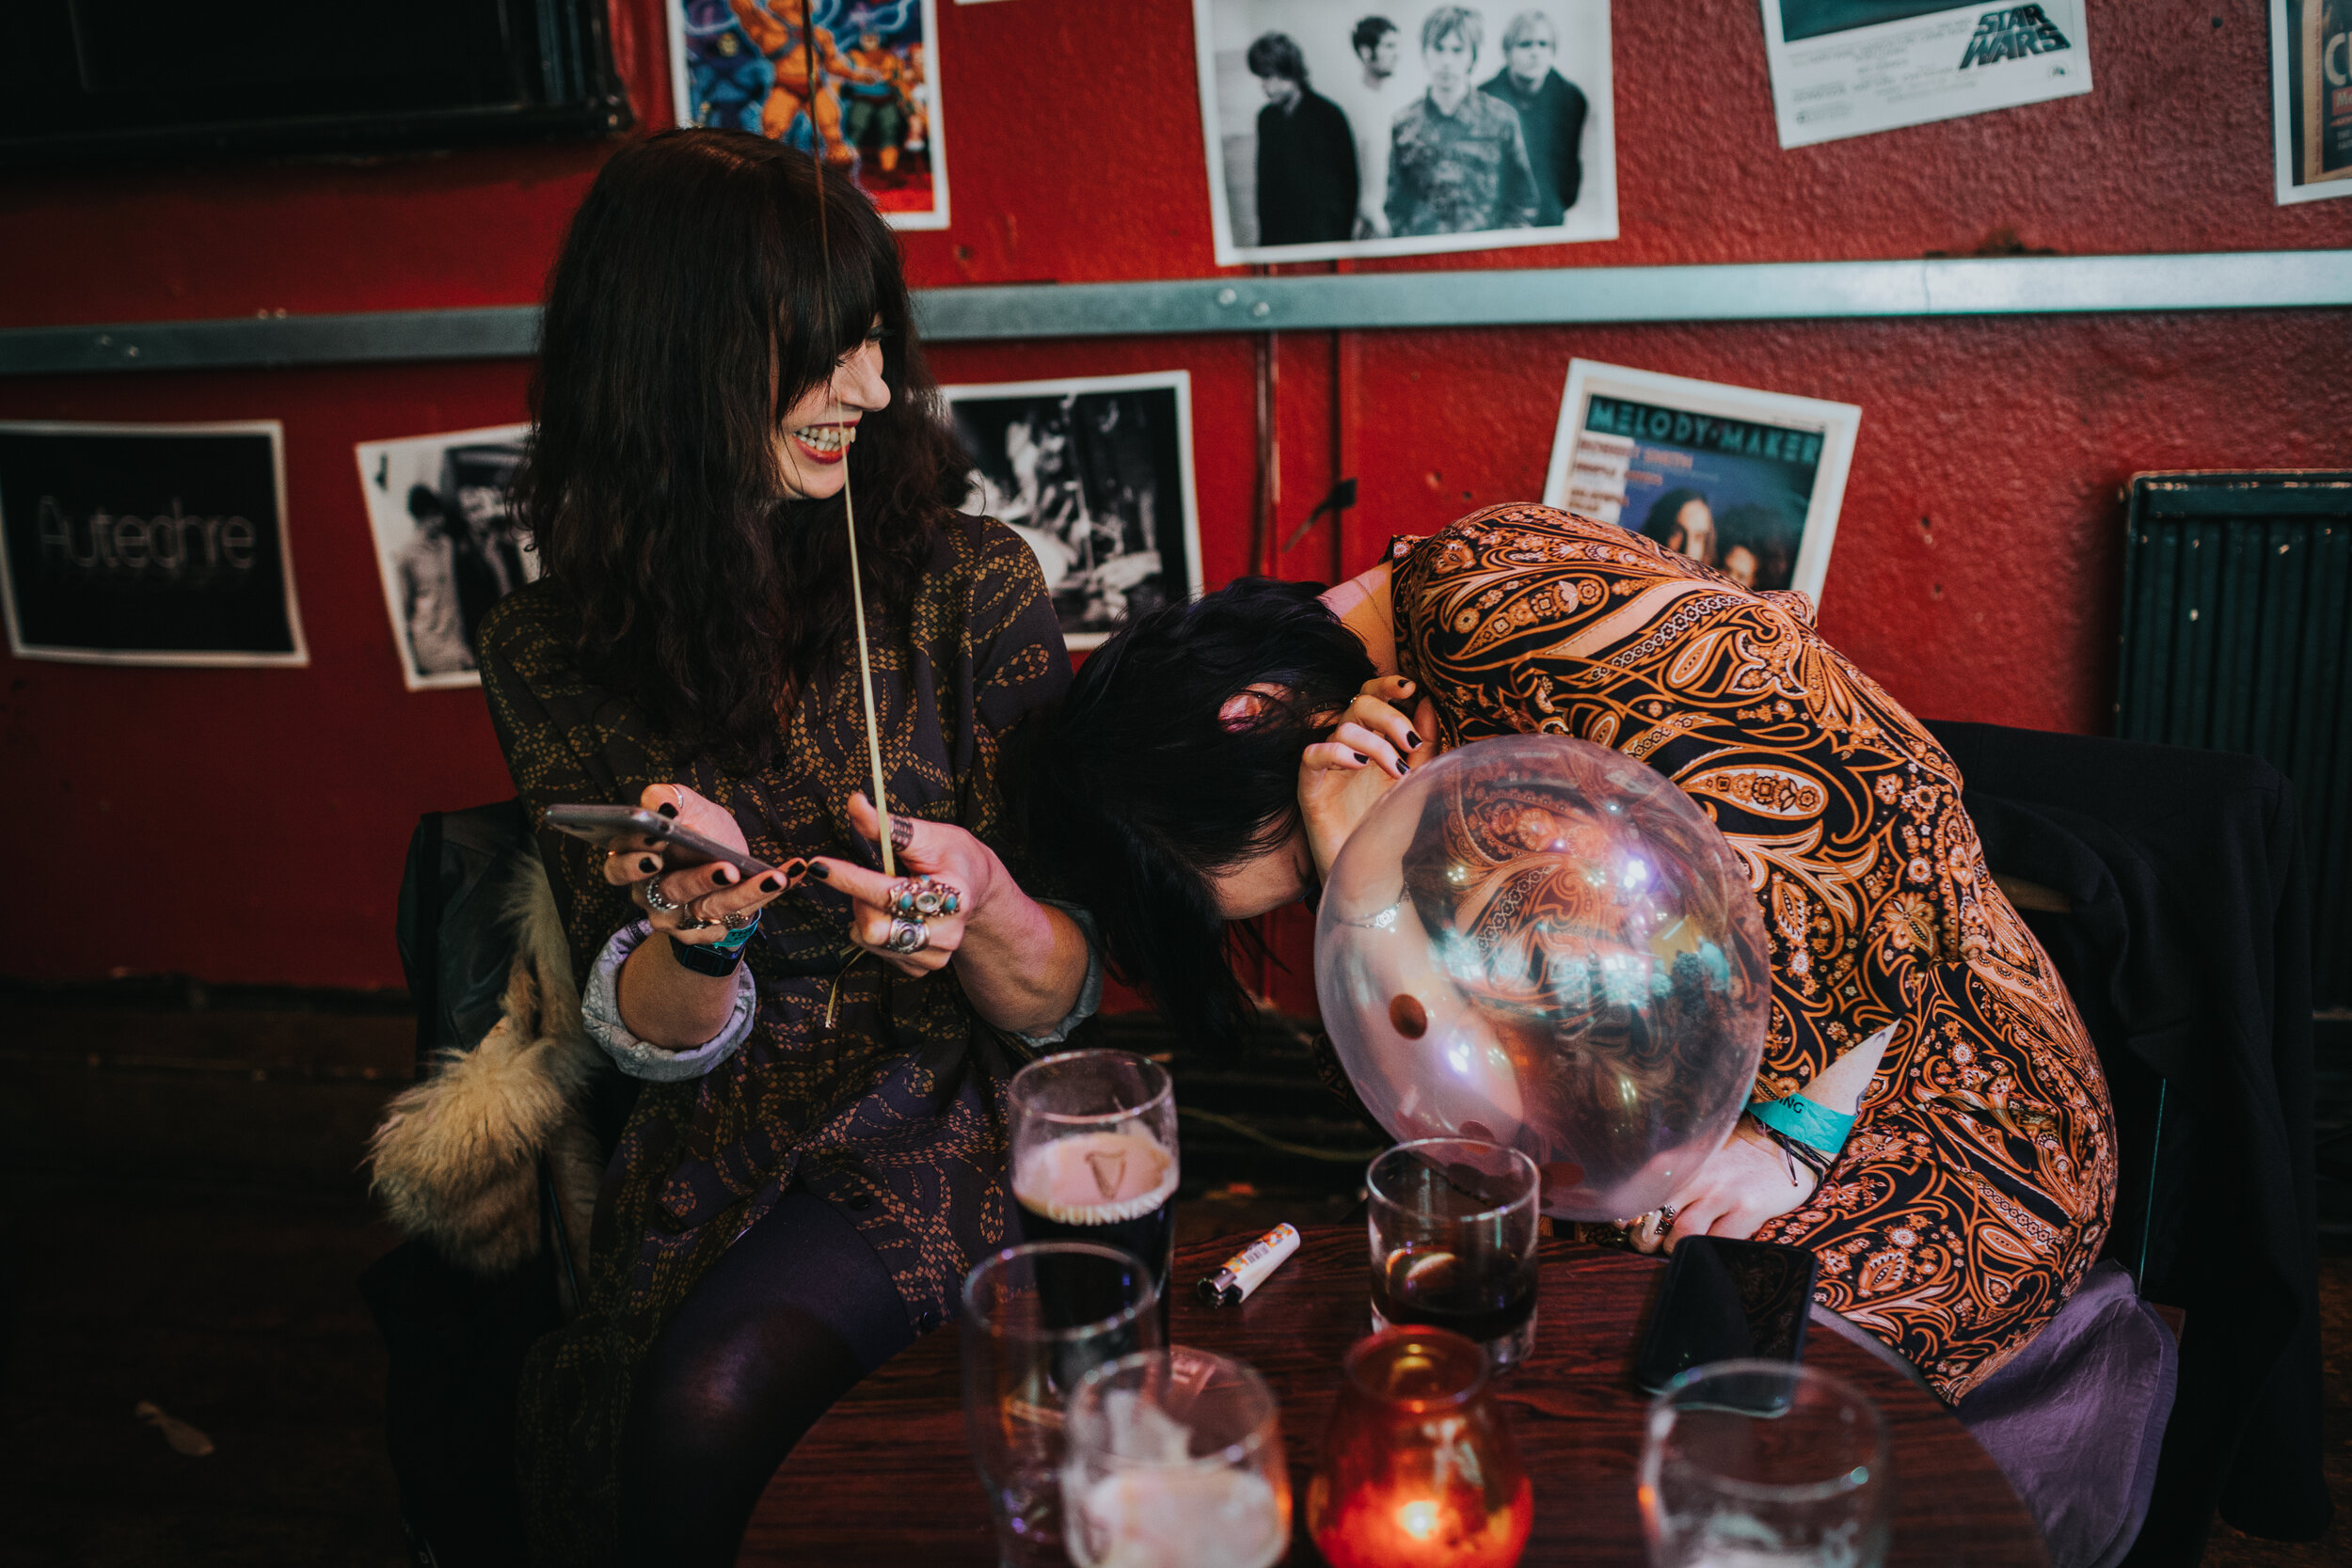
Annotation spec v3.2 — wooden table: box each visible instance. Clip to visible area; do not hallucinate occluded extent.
[744,1226,2046,1567]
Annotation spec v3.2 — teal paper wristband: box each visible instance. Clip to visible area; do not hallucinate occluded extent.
[1747,1093,1855,1157]
[707,912,760,956]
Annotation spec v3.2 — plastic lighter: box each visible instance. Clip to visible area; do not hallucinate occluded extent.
[1196,1223,1301,1308]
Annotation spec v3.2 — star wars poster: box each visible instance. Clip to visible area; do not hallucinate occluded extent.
[943,372,1200,651]
[1194,0,1616,264]
[1759,1,2092,149]
[356,425,538,691]
[2274,1,2352,203]
[0,421,307,667]
[667,0,948,229]
[1542,362,1861,607]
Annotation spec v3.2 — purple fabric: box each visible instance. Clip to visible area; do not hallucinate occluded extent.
[1953,1262,2179,1568]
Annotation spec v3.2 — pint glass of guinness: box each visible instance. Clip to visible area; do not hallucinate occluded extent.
[1009,1050,1181,1317]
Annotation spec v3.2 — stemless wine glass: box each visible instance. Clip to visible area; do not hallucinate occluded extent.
[1009,1050,1182,1317]
[1640,1360,1893,1568]
[1059,1346,1292,1568]
[1366,1137,1544,1370]
[961,1242,1165,1568]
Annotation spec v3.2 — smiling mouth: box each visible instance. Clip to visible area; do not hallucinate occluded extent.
[792,422,859,465]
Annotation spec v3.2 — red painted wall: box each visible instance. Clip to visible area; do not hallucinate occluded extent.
[2,0,2347,994]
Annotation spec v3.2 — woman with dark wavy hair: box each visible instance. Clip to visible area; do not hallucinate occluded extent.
[1033,503,2115,1407]
[481,129,1093,1566]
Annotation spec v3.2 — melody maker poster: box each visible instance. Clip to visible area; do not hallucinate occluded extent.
[0,421,307,667]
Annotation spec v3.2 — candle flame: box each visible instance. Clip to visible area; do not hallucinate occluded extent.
[1397,1498,1441,1541]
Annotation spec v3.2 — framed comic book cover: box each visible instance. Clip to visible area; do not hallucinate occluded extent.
[668,0,948,229]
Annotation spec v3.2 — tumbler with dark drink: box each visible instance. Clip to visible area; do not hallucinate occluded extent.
[1009,1050,1181,1323]
[1365,1138,1542,1369]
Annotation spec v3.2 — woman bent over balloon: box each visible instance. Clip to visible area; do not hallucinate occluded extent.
[1036,503,2114,1400]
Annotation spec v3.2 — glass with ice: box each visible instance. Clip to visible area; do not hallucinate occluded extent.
[1060,1346,1292,1568]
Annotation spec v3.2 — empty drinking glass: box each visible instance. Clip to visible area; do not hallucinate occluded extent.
[961,1242,1165,1568]
[1640,1360,1892,1568]
[1366,1138,1544,1370]
[1060,1346,1292,1568]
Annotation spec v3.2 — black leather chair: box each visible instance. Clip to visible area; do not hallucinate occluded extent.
[1928,721,2330,1566]
[361,800,572,1568]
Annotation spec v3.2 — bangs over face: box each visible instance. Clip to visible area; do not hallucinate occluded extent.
[523,129,968,761]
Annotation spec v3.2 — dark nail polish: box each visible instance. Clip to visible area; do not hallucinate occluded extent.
[1406,731,1423,750]
[1353,752,1370,764]
[657,802,678,818]
[712,866,735,884]
[760,876,782,893]
[1400,761,1412,773]
[639,857,658,873]
[806,863,830,880]
[785,861,807,879]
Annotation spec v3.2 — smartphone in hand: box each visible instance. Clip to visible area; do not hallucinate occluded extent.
[1632,1235,1820,1406]
[543,803,779,881]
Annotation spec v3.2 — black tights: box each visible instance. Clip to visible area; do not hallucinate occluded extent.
[612,1190,916,1567]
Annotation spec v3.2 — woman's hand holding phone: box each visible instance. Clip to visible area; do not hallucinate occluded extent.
[601,783,807,947]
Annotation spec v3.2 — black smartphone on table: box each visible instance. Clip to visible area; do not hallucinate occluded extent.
[542,804,781,882]
[1632,1235,1820,1409]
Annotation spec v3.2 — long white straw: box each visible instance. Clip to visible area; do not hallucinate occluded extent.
[803,14,895,880]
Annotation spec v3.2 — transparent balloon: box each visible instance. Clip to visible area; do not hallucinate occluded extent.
[1314,734,1771,1222]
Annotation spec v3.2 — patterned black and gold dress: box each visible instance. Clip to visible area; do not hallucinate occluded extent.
[1388,505,2116,1400]
[476,514,1069,1561]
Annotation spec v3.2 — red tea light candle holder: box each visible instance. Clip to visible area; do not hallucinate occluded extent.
[1306,1327,1534,1568]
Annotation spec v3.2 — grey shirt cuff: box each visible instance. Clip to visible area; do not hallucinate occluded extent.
[1017,900,1103,1049]
[581,920,758,1082]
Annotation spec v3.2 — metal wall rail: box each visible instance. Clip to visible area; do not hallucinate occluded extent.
[3,249,2347,376]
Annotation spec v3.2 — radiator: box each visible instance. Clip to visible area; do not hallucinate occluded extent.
[2116,472,2352,1009]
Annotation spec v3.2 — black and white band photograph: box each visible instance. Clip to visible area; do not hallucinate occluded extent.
[0,420,307,666]
[1760,1,2092,148]
[1193,0,1616,262]
[1542,360,1862,607]
[356,426,536,689]
[942,372,1200,649]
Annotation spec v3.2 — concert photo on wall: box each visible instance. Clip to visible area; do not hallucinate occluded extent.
[667,0,948,229]
[1193,0,1617,263]
[943,372,1201,651]
[355,425,538,690]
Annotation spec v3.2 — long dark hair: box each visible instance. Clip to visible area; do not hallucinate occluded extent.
[1640,487,1707,552]
[519,129,969,761]
[1028,579,1375,1046]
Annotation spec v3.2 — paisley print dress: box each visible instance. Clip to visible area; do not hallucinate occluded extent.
[1388,505,2116,1400]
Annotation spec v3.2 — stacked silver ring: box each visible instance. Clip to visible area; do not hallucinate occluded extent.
[721,908,754,932]
[886,878,962,919]
[644,877,712,928]
[883,916,930,955]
